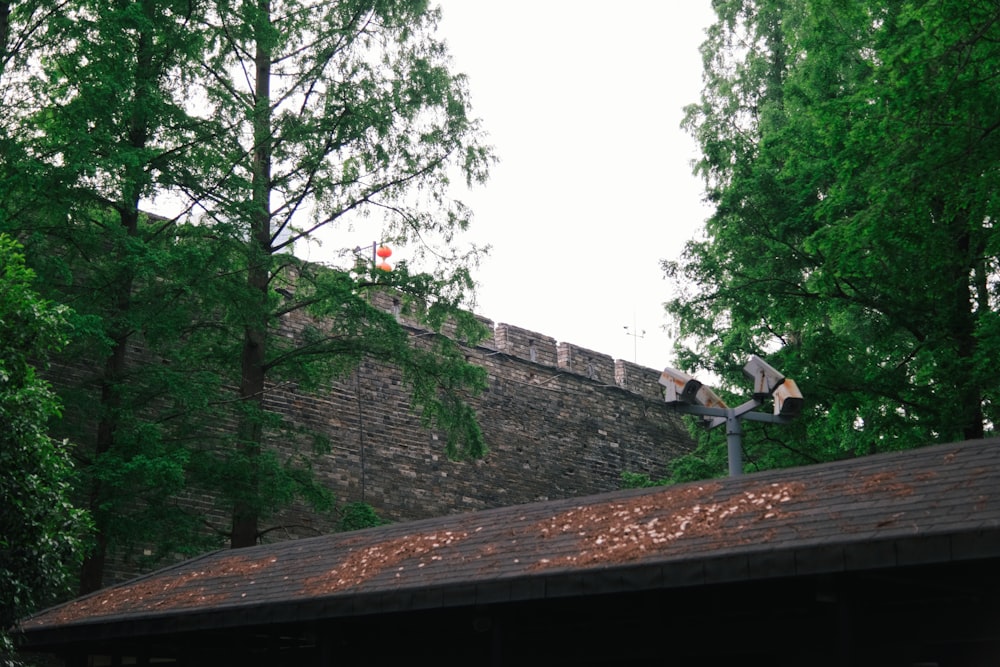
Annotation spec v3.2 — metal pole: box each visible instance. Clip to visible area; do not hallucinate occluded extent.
[726,408,743,477]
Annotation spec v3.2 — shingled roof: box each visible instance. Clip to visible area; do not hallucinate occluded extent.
[20,437,1000,648]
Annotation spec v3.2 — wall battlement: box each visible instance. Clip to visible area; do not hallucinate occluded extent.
[367,289,669,402]
[271,288,694,529]
[492,322,666,398]
[76,286,693,586]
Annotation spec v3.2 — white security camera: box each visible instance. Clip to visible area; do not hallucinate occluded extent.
[695,384,728,409]
[773,378,803,417]
[659,367,702,404]
[742,355,786,398]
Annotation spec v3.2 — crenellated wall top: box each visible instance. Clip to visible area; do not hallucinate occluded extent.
[363,288,665,402]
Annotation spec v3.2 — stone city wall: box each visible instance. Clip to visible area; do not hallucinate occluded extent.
[267,289,693,529]
[66,289,694,584]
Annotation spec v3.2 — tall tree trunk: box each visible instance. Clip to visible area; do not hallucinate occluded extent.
[937,201,984,442]
[951,226,984,441]
[0,2,11,79]
[78,3,154,590]
[78,321,131,594]
[231,0,272,549]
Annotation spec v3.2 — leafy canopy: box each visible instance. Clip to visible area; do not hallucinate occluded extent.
[0,0,495,584]
[0,234,91,659]
[665,0,999,478]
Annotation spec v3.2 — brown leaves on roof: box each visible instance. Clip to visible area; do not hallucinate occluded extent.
[30,443,983,632]
[529,480,804,570]
[302,530,469,595]
[29,480,810,628]
[33,554,279,625]
[856,471,915,497]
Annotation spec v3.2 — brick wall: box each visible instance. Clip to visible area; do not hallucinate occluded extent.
[64,289,694,583]
[265,291,692,529]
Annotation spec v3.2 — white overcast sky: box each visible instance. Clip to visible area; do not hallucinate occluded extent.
[433,1,717,370]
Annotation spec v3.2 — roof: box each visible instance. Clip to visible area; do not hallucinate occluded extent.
[21,437,1000,646]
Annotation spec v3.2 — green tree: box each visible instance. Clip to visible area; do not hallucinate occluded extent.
[666,0,999,478]
[0,234,91,660]
[187,0,492,548]
[1,0,242,593]
[1,0,493,588]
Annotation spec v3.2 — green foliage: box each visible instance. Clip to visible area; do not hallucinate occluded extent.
[337,502,389,532]
[0,235,92,661]
[669,0,1000,476]
[619,471,663,489]
[1,0,493,583]
[190,0,493,547]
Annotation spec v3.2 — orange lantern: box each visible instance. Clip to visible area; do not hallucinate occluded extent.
[377,261,392,271]
[376,245,392,259]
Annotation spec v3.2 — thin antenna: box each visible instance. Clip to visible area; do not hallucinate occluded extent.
[623,314,646,363]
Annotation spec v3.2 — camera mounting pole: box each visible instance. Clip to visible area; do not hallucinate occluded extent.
[660,356,803,477]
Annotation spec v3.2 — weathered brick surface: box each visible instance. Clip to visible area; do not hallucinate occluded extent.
[55,290,694,584]
[299,345,691,524]
[557,342,615,384]
[264,297,693,528]
[614,360,666,400]
[494,323,557,366]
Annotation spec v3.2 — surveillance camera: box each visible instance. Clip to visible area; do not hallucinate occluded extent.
[773,378,803,417]
[695,384,728,409]
[743,355,786,398]
[659,367,702,404]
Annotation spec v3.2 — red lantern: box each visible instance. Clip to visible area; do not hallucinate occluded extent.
[377,261,392,272]
[376,245,392,259]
